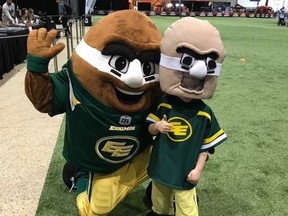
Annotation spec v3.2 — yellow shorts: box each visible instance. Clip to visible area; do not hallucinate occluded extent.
[77,146,151,216]
[151,181,199,216]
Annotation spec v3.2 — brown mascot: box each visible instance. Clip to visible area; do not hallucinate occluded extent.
[25,10,161,216]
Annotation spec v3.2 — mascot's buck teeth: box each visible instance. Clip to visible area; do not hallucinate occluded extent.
[116,87,144,96]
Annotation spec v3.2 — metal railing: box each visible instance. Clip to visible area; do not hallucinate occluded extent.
[0,34,29,39]
[53,16,86,72]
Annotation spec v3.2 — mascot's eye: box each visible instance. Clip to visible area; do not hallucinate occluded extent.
[206,57,217,70]
[109,55,129,73]
[142,62,155,76]
[180,53,195,70]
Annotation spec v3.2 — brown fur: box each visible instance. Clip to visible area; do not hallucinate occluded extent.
[25,10,162,114]
[24,72,52,113]
[84,10,161,53]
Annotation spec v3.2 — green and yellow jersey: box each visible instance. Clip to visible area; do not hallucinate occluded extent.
[49,61,153,174]
[146,95,227,190]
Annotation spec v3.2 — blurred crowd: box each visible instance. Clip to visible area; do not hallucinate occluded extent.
[0,0,40,27]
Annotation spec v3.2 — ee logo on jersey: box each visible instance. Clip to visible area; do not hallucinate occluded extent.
[167,117,192,142]
[95,136,140,163]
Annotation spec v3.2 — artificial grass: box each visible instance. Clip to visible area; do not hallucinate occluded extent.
[36,16,288,216]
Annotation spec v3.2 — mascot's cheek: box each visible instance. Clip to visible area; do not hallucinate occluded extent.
[201,76,218,99]
[159,69,182,93]
[94,85,119,108]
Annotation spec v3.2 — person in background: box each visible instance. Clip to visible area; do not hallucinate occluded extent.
[27,8,36,23]
[0,4,3,27]
[0,4,2,21]
[21,7,28,22]
[0,5,3,24]
[56,0,69,34]
[1,0,15,26]
[14,8,22,24]
[277,7,286,26]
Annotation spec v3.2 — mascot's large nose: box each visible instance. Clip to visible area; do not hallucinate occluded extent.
[189,60,207,78]
[121,59,144,88]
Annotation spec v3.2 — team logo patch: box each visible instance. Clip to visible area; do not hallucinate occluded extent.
[95,136,140,163]
[167,117,192,142]
[119,115,132,125]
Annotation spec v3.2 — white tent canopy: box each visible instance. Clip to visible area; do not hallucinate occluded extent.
[85,0,97,14]
[238,0,286,10]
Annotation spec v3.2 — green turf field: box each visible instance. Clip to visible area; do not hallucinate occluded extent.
[36,16,288,216]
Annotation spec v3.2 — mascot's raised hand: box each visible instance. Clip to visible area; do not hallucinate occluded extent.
[25,28,66,113]
[27,28,64,59]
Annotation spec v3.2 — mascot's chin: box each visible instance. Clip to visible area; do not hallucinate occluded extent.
[159,68,218,100]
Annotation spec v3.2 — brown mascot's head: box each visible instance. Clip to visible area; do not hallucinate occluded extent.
[159,17,226,102]
[72,10,162,113]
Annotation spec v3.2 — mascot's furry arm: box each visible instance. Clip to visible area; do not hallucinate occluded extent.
[24,28,65,112]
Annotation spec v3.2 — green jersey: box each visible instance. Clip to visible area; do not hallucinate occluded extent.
[146,95,227,190]
[49,61,153,173]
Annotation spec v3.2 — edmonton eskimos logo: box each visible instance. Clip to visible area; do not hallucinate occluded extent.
[167,117,192,142]
[95,136,140,163]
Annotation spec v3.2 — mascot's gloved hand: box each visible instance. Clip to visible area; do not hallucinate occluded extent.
[27,28,65,73]
[28,28,65,58]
